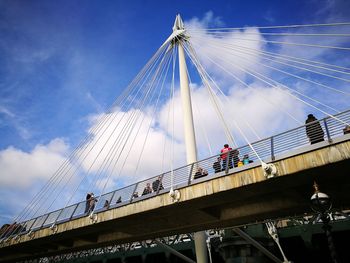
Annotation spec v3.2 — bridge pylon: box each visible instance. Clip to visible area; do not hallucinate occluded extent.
[172,14,209,263]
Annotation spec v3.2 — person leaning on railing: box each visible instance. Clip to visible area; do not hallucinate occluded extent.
[305,114,325,144]
[152,176,164,192]
[194,167,208,179]
[87,193,97,214]
[142,183,152,196]
[213,157,222,173]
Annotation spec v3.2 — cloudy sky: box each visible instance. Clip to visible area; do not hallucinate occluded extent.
[0,0,349,225]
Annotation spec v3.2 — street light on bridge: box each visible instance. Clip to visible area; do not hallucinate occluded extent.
[310,181,339,263]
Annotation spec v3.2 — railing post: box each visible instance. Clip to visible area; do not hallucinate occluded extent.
[27,217,38,233]
[188,163,195,185]
[225,151,230,174]
[130,183,139,203]
[69,204,79,220]
[323,119,332,143]
[107,191,116,207]
[270,137,275,161]
[39,214,50,230]
[156,174,164,194]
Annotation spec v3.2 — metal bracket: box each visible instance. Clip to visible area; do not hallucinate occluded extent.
[266,221,291,263]
[27,230,35,239]
[13,235,21,243]
[169,188,181,203]
[262,162,278,178]
[50,224,58,234]
[89,212,98,223]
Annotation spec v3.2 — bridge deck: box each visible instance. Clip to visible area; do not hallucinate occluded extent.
[1,136,350,262]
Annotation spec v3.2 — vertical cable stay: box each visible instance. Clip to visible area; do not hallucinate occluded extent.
[95,51,172,195]
[59,44,170,214]
[126,50,173,180]
[188,32,350,51]
[187,66,214,156]
[190,33,344,111]
[5,41,170,237]
[193,39,342,115]
[3,41,170,238]
[188,40,302,125]
[105,49,174,183]
[95,48,174,199]
[214,39,350,77]
[182,42,263,163]
[161,46,177,174]
[187,22,350,30]
[190,31,350,74]
[186,41,264,140]
[190,31,350,37]
[226,47,346,112]
[226,42,350,85]
[190,33,350,97]
[90,46,172,194]
[181,37,213,155]
[177,39,238,148]
[170,42,177,191]
[105,45,173,196]
[220,49,350,126]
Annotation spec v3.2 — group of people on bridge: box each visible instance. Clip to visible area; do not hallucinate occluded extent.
[74,113,350,219]
[194,144,253,180]
[139,176,164,196]
[212,144,253,174]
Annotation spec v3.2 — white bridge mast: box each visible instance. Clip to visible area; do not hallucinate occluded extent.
[172,14,209,263]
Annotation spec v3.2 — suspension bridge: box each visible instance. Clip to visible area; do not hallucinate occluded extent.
[1,15,350,263]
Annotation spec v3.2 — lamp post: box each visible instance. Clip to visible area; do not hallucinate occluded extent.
[310,182,339,263]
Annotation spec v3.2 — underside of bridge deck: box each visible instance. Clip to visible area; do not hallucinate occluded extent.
[1,139,349,262]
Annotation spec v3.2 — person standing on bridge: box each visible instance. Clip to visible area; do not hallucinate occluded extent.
[152,175,164,192]
[85,193,91,213]
[220,144,232,171]
[305,114,325,144]
[142,183,152,196]
[213,157,222,173]
[87,193,97,214]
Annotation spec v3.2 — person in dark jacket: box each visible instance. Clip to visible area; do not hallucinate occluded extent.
[87,193,97,214]
[85,193,91,213]
[142,183,152,196]
[213,157,222,173]
[305,114,324,144]
[152,176,164,192]
[194,167,208,179]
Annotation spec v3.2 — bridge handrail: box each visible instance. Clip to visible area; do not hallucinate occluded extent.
[2,109,350,240]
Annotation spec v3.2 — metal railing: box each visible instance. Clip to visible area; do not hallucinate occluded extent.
[1,109,350,240]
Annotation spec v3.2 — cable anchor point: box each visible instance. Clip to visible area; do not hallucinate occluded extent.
[27,230,35,239]
[169,187,181,203]
[266,221,291,263]
[262,161,278,178]
[50,224,58,234]
[89,212,98,223]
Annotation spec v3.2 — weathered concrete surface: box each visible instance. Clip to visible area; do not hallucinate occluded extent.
[1,138,350,262]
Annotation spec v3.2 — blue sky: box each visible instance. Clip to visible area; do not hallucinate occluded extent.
[0,0,349,225]
[1,0,349,151]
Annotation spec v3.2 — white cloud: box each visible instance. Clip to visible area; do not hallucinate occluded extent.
[0,138,73,224]
[187,22,266,85]
[0,138,69,188]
